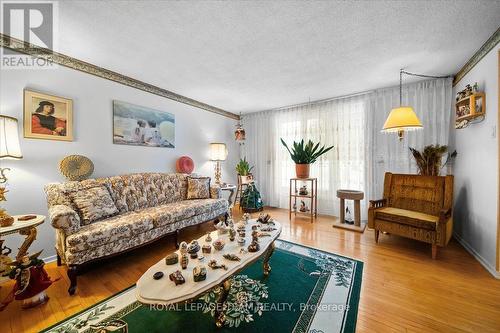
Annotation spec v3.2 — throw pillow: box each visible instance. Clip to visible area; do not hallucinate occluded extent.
[187,177,211,199]
[70,185,119,225]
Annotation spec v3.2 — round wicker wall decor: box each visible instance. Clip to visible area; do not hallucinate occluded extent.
[59,155,94,181]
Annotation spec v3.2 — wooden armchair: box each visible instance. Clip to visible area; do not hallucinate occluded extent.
[368,172,453,259]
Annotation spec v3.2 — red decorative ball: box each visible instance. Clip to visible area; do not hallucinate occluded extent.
[176,156,194,174]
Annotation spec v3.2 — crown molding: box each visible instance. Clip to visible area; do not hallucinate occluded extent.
[453,27,500,86]
[0,33,239,120]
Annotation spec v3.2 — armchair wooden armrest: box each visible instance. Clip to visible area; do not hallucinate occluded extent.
[438,208,452,223]
[369,199,387,208]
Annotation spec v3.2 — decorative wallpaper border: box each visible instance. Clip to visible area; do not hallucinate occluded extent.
[453,27,500,86]
[0,33,239,120]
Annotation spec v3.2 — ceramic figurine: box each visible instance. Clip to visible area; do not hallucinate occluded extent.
[251,225,258,231]
[251,230,259,242]
[179,241,188,255]
[193,265,207,282]
[205,233,212,243]
[227,218,234,228]
[212,239,225,251]
[258,232,271,237]
[229,228,236,241]
[247,241,260,252]
[242,213,250,222]
[299,185,308,195]
[153,271,164,280]
[165,253,179,265]
[239,248,248,255]
[237,237,246,246]
[299,201,309,212]
[208,259,228,270]
[187,240,200,259]
[198,255,205,261]
[215,220,229,235]
[260,226,277,232]
[236,221,246,231]
[169,270,185,285]
[223,254,241,261]
[180,254,189,269]
[238,230,246,238]
[202,244,212,254]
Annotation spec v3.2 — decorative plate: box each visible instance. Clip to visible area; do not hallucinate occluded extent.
[59,155,94,181]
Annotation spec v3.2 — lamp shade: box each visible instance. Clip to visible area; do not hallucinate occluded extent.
[209,143,227,161]
[0,115,23,159]
[382,106,423,133]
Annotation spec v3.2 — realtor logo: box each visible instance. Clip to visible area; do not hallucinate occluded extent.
[1,1,57,68]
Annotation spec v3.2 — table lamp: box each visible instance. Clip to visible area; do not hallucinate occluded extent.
[209,143,227,185]
[0,115,23,226]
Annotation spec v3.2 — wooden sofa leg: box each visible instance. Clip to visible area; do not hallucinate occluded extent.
[68,265,78,295]
[374,230,380,243]
[175,230,180,249]
[57,254,62,266]
[432,244,437,259]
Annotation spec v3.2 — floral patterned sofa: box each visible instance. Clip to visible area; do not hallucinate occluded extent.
[44,173,228,295]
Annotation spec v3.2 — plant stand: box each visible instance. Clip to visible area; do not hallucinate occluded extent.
[289,178,317,223]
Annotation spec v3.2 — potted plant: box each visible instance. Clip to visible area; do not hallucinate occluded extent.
[280,139,334,178]
[236,157,254,184]
[409,145,457,176]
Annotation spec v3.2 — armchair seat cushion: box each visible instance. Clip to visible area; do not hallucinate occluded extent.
[375,207,438,231]
[66,212,154,253]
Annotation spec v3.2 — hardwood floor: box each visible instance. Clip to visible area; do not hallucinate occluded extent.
[1,207,500,332]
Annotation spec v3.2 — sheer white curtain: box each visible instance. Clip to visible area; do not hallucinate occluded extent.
[243,77,452,218]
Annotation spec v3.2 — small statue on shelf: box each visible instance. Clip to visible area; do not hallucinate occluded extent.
[299,185,308,195]
[299,201,309,212]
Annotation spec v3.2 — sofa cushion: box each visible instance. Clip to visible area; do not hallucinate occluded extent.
[187,177,211,199]
[66,211,154,253]
[186,198,228,215]
[139,201,197,227]
[375,207,438,230]
[70,185,119,225]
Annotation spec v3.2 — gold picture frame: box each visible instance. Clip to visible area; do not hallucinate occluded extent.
[23,89,73,141]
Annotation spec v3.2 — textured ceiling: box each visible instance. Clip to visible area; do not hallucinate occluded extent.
[56,1,500,114]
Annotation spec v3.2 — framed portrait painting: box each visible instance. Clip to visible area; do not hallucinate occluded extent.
[23,89,73,141]
[113,100,175,148]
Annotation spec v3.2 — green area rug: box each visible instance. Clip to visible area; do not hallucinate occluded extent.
[43,240,363,333]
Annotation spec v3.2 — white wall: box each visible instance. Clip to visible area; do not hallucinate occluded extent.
[0,64,238,261]
[450,45,499,277]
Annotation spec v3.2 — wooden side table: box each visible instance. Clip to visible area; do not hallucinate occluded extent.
[289,178,317,223]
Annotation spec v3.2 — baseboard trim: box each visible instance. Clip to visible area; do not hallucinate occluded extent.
[453,233,500,279]
[43,254,57,264]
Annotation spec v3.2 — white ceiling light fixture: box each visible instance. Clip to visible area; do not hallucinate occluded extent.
[382,69,449,140]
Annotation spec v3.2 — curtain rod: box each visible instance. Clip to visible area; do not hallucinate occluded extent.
[244,76,452,116]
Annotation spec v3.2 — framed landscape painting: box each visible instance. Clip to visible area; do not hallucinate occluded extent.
[23,89,73,141]
[113,100,175,148]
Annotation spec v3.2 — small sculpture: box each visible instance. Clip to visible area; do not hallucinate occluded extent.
[299,185,308,195]
[247,241,260,252]
[153,271,164,280]
[229,228,236,241]
[258,232,271,237]
[208,259,228,270]
[299,201,309,212]
[179,241,188,255]
[180,254,189,269]
[260,226,277,232]
[242,213,251,222]
[202,244,212,254]
[212,239,225,251]
[238,230,246,238]
[198,255,205,261]
[193,265,207,282]
[237,237,246,246]
[236,222,246,231]
[205,233,212,243]
[223,254,241,261]
[215,220,229,235]
[239,248,248,255]
[251,225,259,231]
[187,240,200,259]
[169,270,185,285]
[257,213,272,224]
[165,253,179,265]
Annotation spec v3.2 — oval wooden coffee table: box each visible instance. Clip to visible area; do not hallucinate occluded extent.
[136,219,282,327]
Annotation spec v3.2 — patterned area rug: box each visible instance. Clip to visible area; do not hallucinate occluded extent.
[42,240,363,333]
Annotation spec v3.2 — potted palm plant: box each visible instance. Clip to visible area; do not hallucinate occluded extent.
[235,158,254,184]
[280,139,334,178]
[409,145,457,176]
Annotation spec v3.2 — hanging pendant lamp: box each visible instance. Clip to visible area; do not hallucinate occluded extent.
[382,69,423,140]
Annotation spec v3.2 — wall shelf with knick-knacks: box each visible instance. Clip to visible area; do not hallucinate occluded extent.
[455,83,485,129]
